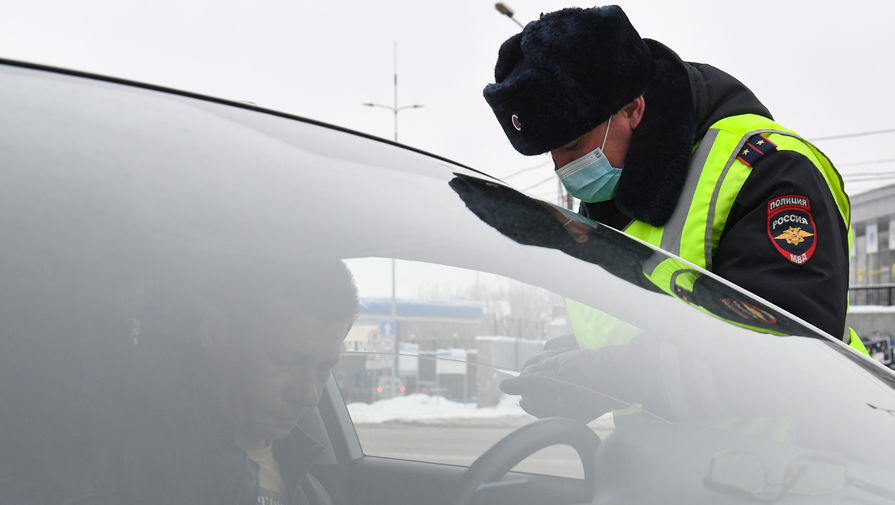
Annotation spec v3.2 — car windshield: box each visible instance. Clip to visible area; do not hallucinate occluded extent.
[3,62,895,504]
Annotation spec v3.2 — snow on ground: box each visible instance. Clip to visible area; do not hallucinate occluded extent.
[347,394,529,424]
[849,305,895,313]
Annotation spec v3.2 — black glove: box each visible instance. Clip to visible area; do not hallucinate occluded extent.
[517,334,579,370]
[500,348,622,423]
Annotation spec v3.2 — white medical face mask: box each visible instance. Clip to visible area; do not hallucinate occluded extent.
[556,116,622,203]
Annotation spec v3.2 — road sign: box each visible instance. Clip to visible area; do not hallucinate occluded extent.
[436,348,467,375]
[398,342,419,376]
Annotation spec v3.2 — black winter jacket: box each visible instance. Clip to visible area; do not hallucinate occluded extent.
[581,40,849,338]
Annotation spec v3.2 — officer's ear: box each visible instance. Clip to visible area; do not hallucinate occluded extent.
[619,96,645,130]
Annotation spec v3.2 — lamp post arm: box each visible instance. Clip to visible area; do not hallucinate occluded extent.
[495,2,524,28]
[362,44,424,143]
[361,102,394,111]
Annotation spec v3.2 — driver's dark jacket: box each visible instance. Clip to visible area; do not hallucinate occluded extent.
[580,40,849,339]
[115,378,328,505]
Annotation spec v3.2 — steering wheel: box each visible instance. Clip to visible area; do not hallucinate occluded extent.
[452,417,600,505]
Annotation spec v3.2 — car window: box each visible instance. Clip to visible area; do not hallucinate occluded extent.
[334,258,618,478]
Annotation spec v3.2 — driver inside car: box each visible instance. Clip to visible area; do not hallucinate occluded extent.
[123,257,359,505]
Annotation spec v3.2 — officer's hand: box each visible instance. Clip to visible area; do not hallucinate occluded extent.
[499,349,614,423]
[518,334,579,371]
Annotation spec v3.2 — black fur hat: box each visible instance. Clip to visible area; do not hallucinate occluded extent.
[483,5,654,155]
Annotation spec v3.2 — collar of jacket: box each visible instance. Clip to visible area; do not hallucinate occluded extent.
[612,39,696,227]
[610,40,773,227]
[273,426,326,502]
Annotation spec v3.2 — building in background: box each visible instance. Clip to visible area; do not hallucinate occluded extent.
[337,294,568,405]
[849,183,895,305]
[846,183,895,369]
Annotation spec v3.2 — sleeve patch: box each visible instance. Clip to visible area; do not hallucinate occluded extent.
[737,133,778,167]
[767,194,816,265]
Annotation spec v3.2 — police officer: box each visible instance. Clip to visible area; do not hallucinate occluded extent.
[483,5,854,343]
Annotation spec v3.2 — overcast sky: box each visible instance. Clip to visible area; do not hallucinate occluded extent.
[3,0,894,200]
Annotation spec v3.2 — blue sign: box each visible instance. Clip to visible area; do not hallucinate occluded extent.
[379,320,395,336]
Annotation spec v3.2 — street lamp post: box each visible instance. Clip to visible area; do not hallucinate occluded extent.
[362,42,423,396]
[362,42,424,142]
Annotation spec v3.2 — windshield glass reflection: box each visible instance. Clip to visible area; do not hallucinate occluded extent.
[449,173,821,339]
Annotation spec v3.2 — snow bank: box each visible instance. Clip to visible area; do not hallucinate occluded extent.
[849,305,895,313]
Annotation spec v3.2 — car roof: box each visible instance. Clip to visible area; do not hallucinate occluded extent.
[0,56,494,182]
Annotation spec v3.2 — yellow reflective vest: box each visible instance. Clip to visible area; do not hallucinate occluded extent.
[609,113,865,354]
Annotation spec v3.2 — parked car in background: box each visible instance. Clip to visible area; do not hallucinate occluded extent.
[376,376,406,399]
[3,58,895,504]
[864,331,894,366]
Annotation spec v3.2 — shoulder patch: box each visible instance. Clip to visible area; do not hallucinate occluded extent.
[736,133,778,167]
[767,195,816,265]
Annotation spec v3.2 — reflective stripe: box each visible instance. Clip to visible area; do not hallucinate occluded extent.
[641,251,665,278]
[660,129,719,259]
[703,134,744,271]
[669,269,700,293]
